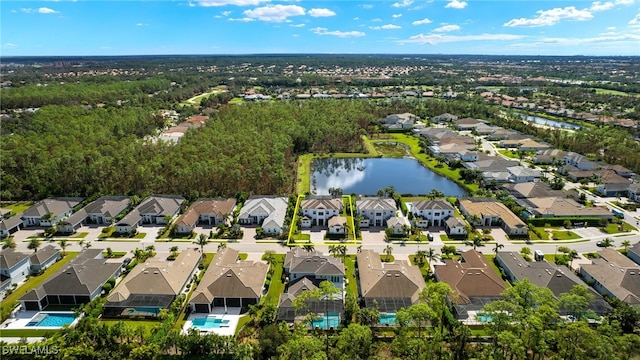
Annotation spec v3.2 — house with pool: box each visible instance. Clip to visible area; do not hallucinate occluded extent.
[277,248,346,328]
[434,249,508,320]
[103,248,201,317]
[189,247,268,313]
[356,249,425,325]
[20,249,123,311]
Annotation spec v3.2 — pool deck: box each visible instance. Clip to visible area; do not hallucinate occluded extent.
[182,307,241,336]
[1,310,79,330]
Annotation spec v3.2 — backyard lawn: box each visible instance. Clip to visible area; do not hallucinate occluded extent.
[2,202,33,216]
[601,222,636,234]
[1,252,79,309]
[551,231,580,240]
[344,255,358,297]
[262,254,285,306]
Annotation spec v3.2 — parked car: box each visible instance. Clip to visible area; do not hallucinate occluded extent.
[596,241,605,247]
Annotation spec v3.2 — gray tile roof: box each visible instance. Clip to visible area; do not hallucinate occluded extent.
[0,248,29,269]
[356,197,397,212]
[22,198,83,219]
[118,195,185,226]
[284,248,345,276]
[29,245,60,266]
[238,196,288,229]
[412,199,454,212]
[580,249,640,305]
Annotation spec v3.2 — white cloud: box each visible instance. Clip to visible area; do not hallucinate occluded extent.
[392,13,402,18]
[353,17,360,20]
[360,4,374,9]
[504,6,593,27]
[243,4,305,22]
[590,1,614,12]
[196,0,269,6]
[412,18,432,25]
[228,17,254,21]
[607,26,616,30]
[629,13,640,24]
[445,0,467,9]
[290,23,305,27]
[1,43,17,48]
[372,18,382,22]
[401,33,523,45]
[38,7,59,14]
[311,27,366,38]
[370,24,402,30]
[615,0,635,4]
[222,11,232,16]
[539,33,640,44]
[392,0,413,8]
[21,8,35,13]
[433,24,460,32]
[308,8,336,17]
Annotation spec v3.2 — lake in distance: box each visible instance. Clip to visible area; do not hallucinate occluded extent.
[311,157,467,196]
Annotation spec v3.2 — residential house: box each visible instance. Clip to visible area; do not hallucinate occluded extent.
[29,245,61,273]
[532,149,568,165]
[627,242,640,265]
[445,217,468,237]
[383,113,417,129]
[455,150,480,162]
[387,216,411,235]
[277,249,346,325]
[486,129,520,141]
[434,250,508,319]
[21,198,84,228]
[501,182,569,199]
[579,249,640,306]
[563,152,599,171]
[300,197,343,227]
[455,118,487,131]
[519,197,612,219]
[356,197,397,228]
[356,249,426,312]
[596,172,633,197]
[190,247,268,312]
[517,139,550,152]
[174,198,236,235]
[463,155,520,184]
[411,200,454,228]
[0,215,23,238]
[606,164,634,178]
[115,195,185,234]
[432,113,458,122]
[328,216,348,235]
[0,248,30,292]
[58,196,129,233]
[507,166,542,183]
[495,251,611,315]
[628,183,640,202]
[238,196,288,235]
[20,249,123,311]
[104,248,201,317]
[458,198,528,236]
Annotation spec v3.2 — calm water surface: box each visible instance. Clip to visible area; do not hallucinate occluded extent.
[311,157,467,196]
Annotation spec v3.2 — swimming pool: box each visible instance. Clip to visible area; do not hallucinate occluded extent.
[311,312,340,329]
[26,312,77,327]
[127,307,160,315]
[379,313,396,326]
[476,313,493,323]
[192,316,231,329]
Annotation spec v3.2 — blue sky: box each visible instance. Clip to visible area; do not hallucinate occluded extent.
[2,0,639,56]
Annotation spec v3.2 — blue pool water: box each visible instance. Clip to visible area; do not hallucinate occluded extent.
[192,316,231,329]
[311,312,340,329]
[476,314,493,323]
[379,313,396,326]
[128,307,159,315]
[26,312,77,327]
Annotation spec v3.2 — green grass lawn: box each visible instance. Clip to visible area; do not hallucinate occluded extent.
[373,142,408,158]
[72,232,89,238]
[2,202,33,216]
[483,254,507,281]
[262,254,285,306]
[591,88,640,97]
[100,319,161,334]
[1,252,79,309]
[235,315,251,336]
[344,255,358,297]
[601,222,636,234]
[0,329,60,337]
[99,227,115,238]
[551,231,580,240]
[408,255,430,277]
[296,153,313,194]
[497,149,521,159]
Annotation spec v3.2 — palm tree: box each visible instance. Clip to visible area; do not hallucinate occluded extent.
[414,249,427,266]
[464,236,484,250]
[58,239,68,256]
[328,245,338,258]
[195,233,208,253]
[78,240,85,250]
[600,238,614,248]
[336,245,347,261]
[426,248,439,264]
[384,244,393,262]
[170,246,179,257]
[27,238,41,253]
[303,243,315,252]
[84,242,92,250]
[621,240,631,251]
[263,250,276,273]
[492,243,504,257]
[217,242,227,251]
[2,238,16,249]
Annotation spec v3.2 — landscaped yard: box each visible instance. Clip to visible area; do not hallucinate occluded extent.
[408,255,430,277]
[551,230,580,240]
[100,319,161,334]
[601,222,636,234]
[1,252,79,309]
[497,149,520,159]
[343,255,358,297]
[2,202,33,216]
[262,254,285,306]
[0,329,60,337]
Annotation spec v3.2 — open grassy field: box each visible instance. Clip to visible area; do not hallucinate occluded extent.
[1,252,79,308]
[591,88,640,97]
[551,230,580,240]
[2,202,32,216]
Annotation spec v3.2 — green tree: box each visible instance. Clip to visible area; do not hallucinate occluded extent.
[28,238,41,253]
[492,242,504,257]
[621,240,631,251]
[464,236,484,250]
[384,244,393,262]
[600,237,614,248]
[2,238,16,249]
[58,239,68,256]
[195,233,208,253]
[334,323,373,360]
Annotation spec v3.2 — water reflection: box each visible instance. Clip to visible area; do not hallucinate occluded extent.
[311,158,467,196]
